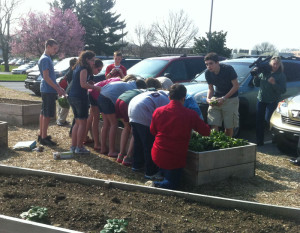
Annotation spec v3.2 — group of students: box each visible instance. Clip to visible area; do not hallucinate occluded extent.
[38,39,286,190]
[37,39,210,189]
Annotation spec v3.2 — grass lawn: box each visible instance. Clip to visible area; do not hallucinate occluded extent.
[0,65,18,72]
[0,74,26,81]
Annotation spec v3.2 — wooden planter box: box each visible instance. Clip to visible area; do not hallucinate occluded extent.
[0,98,42,126]
[183,143,256,186]
[98,121,256,186]
[0,121,8,148]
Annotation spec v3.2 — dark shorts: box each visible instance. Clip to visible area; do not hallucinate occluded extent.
[68,96,89,119]
[115,99,129,122]
[98,94,115,114]
[88,93,98,106]
[41,92,57,118]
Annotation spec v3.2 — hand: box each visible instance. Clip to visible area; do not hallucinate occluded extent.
[268,77,276,85]
[57,87,66,97]
[216,97,226,106]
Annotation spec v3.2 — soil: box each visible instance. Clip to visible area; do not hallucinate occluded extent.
[0,86,300,232]
[0,174,299,233]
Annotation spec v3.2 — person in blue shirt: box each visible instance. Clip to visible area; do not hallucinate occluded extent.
[38,39,66,146]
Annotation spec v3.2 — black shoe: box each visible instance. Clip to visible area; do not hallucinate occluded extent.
[290,157,300,166]
[38,135,51,142]
[40,137,57,146]
[57,121,69,126]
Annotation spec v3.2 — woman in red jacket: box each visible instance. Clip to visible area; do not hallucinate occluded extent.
[150,84,210,190]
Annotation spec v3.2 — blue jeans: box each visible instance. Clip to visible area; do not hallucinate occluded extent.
[256,101,278,145]
[131,122,158,176]
[154,168,183,190]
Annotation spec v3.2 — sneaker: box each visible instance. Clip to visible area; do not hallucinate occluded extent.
[40,137,57,146]
[132,167,144,172]
[75,146,90,154]
[145,181,155,187]
[57,121,69,126]
[38,135,51,142]
[116,153,125,163]
[70,146,76,153]
[122,156,132,166]
[144,171,164,180]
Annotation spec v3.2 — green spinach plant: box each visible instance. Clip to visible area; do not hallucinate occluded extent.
[189,130,248,152]
[20,206,49,224]
[100,219,128,233]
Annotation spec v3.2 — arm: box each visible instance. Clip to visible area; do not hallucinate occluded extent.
[80,69,101,92]
[269,73,286,94]
[43,69,65,96]
[150,110,158,136]
[206,84,214,104]
[217,78,239,105]
[192,112,210,136]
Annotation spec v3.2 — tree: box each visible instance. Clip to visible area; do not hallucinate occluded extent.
[76,0,126,55]
[0,0,22,71]
[127,24,156,57]
[194,31,232,58]
[49,0,76,11]
[152,10,198,54]
[10,8,85,58]
[253,42,277,55]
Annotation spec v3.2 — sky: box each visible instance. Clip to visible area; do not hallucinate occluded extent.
[15,0,300,51]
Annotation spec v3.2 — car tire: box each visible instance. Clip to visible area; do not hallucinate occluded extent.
[276,137,297,154]
[34,91,41,96]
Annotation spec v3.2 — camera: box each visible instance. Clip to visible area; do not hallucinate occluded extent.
[249,56,272,76]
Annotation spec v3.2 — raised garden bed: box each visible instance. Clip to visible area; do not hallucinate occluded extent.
[0,121,8,148]
[0,98,42,126]
[99,121,256,186]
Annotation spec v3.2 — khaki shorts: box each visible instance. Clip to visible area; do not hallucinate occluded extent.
[207,97,239,129]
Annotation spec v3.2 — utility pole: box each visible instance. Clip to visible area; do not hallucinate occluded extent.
[208,0,214,53]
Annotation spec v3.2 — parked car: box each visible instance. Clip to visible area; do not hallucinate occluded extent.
[184,56,300,135]
[126,55,225,83]
[26,64,39,74]
[270,94,300,154]
[93,58,142,82]
[25,57,76,96]
[11,63,36,74]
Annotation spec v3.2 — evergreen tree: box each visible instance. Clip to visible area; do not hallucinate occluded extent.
[76,0,127,55]
[194,31,232,58]
[50,0,76,11]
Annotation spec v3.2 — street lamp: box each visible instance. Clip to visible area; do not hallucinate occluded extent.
[208,0,214,53]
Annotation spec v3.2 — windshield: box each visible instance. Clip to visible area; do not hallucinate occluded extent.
[54,57,76,71]
[127,59,169,78]
[96,60,114,75]
[194,62,252,83]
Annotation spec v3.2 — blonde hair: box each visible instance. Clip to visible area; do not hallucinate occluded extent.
[122,74,137,82]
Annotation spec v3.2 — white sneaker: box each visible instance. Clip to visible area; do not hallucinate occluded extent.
[145,181,155,187]
[75,146,90,154]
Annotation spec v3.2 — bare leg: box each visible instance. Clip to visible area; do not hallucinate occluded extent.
[41,116,51,138]
[127,135,134,157]
[120,120,131,155]
[107,113,118,156]
[225,128,233,137]
[76,118,87,148]
[71,120,79,147]
[100,114,110,154]
[91,106,100,149]
[84,109,93,141]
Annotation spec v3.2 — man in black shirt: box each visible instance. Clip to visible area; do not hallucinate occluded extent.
[204,52,239,137]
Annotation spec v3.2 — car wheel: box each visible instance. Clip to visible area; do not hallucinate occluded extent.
[34,91,41,96]
[22,71,26,74]
[276,137,297,154]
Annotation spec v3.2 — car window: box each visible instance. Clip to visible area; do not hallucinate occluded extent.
[185,59,206,79]
[127,59,169,78]
[164,60,188,82]
[54,57,76,71]
[121,60,141,69]
[283,62,300,82]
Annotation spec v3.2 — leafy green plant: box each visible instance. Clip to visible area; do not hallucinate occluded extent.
[100,219,128,233]
[20,206,49,224]
[189,130,248,152]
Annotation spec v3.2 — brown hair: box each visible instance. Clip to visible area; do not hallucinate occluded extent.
[145,78,162,89]
[45,39,58,48]
[76,50,96,75]
[204,52,219,62]
[114,51,122,57]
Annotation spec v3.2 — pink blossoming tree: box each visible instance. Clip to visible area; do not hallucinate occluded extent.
[10,8,85,58]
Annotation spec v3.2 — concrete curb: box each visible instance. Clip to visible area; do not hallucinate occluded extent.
[0,215,82,233]
[0,164,299,232]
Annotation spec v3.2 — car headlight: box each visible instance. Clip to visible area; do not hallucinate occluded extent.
[276,101,288,117]
[194,92,208,105]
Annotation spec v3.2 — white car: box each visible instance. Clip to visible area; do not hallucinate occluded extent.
[11,63,35,74]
